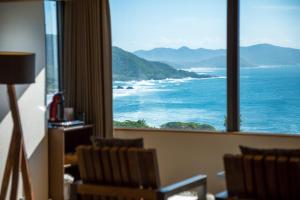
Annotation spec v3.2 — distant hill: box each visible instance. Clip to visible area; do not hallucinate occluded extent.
[134,46,224,67]
[112,47,212,81]
[191,55,256,68]
[134,44,300,68]
[240,44,300,66]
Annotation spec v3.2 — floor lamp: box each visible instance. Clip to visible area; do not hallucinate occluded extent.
[0,52,35,200]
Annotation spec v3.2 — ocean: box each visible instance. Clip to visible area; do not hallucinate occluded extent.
[113,65,300,134]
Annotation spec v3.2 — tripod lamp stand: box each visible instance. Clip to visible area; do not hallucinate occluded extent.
[0,52,35,200]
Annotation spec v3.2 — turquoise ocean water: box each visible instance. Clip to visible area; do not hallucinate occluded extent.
[113,65,300,134]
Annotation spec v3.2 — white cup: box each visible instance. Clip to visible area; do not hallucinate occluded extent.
[64,107,74,121]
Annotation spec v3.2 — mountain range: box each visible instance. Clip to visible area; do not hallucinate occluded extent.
[46,34,300,82]
[112,47,212,81]
[45,34,212,82]
[134,44,300,68]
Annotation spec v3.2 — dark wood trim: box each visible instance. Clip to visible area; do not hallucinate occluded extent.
[56,0,64,92]
[76,183,157,199]
[227,0,240,132]
[114,128,300,138]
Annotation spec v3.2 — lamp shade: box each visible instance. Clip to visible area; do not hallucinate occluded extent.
[0,52,35,84]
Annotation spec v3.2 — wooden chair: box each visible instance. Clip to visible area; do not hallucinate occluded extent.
[71,146,207,200]
[215,154,300,200]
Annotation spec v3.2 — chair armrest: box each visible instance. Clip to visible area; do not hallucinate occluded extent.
[215,191,257,200]
[157,174,207,200]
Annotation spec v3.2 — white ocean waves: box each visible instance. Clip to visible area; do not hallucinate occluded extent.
[158,77,197,84]
[186,67,224,73]
[201,76,226,80]
[243,65,287,70]
[113,78,199,98]
[113,86,168,98]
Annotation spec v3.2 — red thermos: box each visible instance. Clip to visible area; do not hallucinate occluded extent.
[49,93,64,122]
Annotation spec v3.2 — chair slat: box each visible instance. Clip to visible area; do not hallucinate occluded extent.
[110,147,122,185]
[289,157,300,200]
[253,155,267,200]
[76,146,93,200]
[243,155,256,198]
[138,149,161,189]
[93,147,105,183]
[118,148,131,200]
[109,147,124,200]
[119,147,130,185]
[223,154,247,198]
[101,147,116,200]
[138,149,148,189]
[93,148,105,200]
[277,157,289,200]
[127,148,142,187]
[77,146,88,182]
[83,146,100,200]
[101,147,113,184]
[264,156,278,200]
[83,146,97,182]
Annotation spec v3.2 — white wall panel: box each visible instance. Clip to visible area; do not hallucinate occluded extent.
[0,1,47,199]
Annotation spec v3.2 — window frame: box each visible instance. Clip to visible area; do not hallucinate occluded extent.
[112,0,241,133]
[109,0,299,136]
[57,1,63,92]
[45,0,63,104]
[227,0,240,132]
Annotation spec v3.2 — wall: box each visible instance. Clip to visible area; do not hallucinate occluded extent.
[0,1,48,200]
[115,129,300,194]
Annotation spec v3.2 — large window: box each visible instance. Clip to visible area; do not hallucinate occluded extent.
[44,1,59,102]
[240,0,300,134]
[110,0,300,134]
[110,0,227,131]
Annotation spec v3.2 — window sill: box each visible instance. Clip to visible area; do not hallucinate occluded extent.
[114,127,300,138]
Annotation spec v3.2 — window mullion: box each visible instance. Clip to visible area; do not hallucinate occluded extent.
[227,0,240,132]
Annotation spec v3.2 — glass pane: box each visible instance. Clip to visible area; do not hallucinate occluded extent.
[44,1,59,102]
[240,0,300,134]
[110,0,227,131]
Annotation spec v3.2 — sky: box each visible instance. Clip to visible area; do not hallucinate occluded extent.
[110,0,300,52]
[44,1,57,35]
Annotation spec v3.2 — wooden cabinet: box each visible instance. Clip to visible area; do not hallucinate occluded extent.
[48,125,94,200]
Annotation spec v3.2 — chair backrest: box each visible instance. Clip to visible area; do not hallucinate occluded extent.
[224,154,300,200]
[91,137,144,148]
[76,145,161,199]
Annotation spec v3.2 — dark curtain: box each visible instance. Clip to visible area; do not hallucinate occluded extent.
[62,0,113,137]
